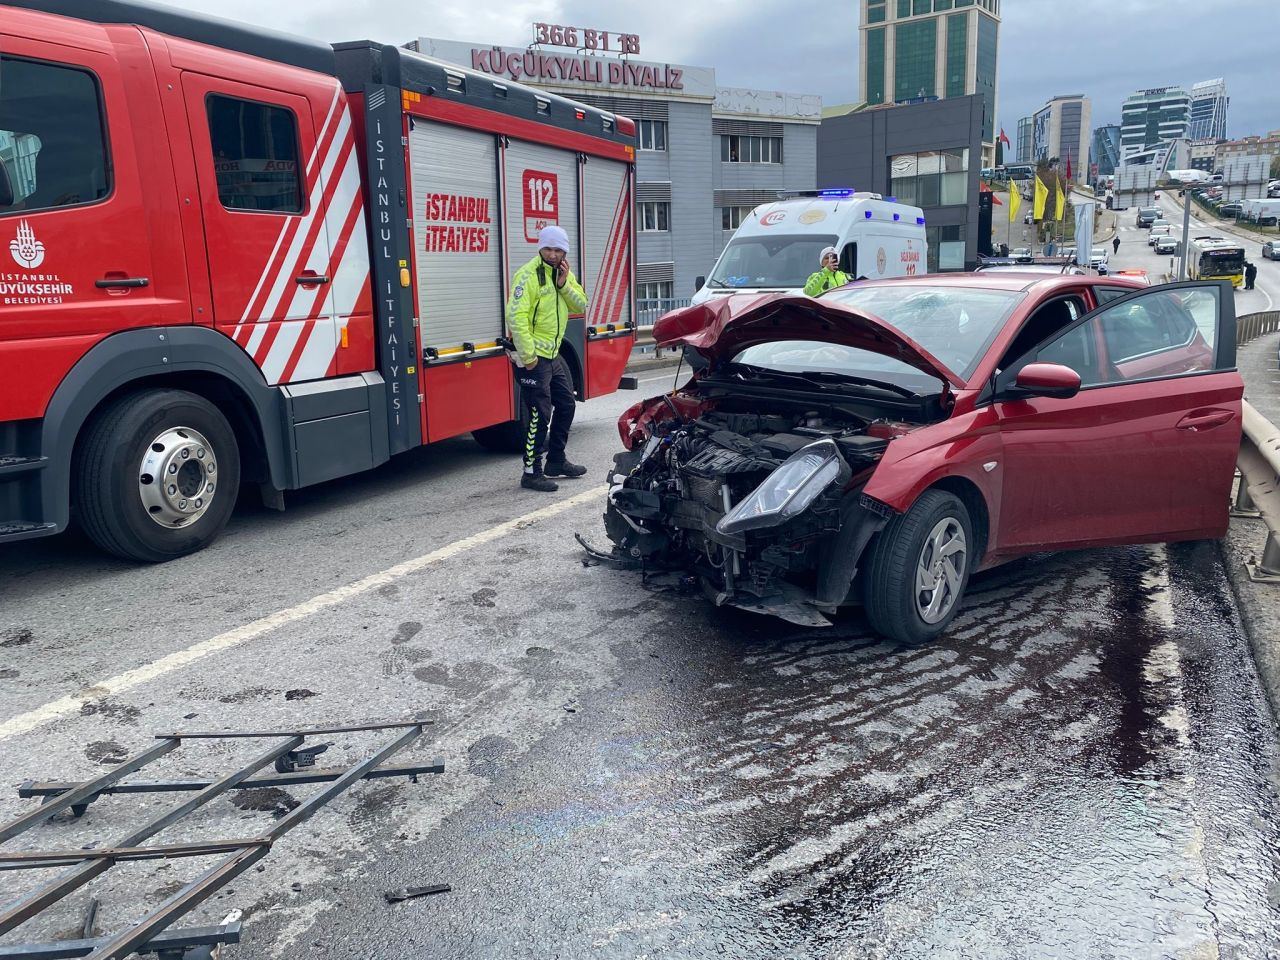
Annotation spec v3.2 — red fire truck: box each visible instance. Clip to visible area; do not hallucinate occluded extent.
[0,0,637,560]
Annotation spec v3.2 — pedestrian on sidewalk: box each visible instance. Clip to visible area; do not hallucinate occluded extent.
[507,225,589,492]
[1112,236,1120,255]
[1245,260,1258,290]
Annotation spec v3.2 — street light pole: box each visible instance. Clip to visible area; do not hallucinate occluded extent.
[1179,187,1193,281]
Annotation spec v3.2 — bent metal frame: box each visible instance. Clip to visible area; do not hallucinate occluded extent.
[0,720,442,959]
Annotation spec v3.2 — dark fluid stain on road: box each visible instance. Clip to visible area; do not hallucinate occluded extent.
[84,739,128,764]
[233,787,300,819]
[1,627,34,647]
[276,545,1280,960]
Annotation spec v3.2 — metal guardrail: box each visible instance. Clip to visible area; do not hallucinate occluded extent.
[633,298,691,359]
[1238,310,1280,346]
[1233,312,1280,582]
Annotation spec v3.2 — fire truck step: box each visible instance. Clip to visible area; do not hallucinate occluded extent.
[0,456,48,478]
[0,521,56,538]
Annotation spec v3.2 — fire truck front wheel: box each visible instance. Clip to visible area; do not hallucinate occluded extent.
[75,389,242,562]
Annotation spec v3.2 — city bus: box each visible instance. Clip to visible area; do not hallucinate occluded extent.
[1186,236,1246,289]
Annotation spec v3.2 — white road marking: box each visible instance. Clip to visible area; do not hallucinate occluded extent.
[636,370,683,384]
[0,485,607,742]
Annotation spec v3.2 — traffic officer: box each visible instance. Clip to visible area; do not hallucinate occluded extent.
[507,225,589,492]
[803,247,849,297]
[1245,260,1258,290]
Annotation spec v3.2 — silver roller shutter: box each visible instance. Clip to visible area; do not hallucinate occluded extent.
[409,122,503,351]
[503,138,581,284]
[581,158,632,332]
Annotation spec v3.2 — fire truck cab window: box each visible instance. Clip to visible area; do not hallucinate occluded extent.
[205,95,304,213]
[0,55,109,215]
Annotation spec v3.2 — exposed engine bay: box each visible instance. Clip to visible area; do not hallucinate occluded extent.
[599,391,924,626]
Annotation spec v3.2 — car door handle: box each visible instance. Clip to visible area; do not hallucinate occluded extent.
[95,277,150,288]
[1176,409,1234,431]
[295,274,330,285]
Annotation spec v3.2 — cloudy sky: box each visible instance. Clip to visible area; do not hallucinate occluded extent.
[175,0,1275,139]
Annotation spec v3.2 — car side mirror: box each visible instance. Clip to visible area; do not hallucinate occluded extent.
[694,275,705,293]
[0,161,14,208]
[1013,362,1081,399]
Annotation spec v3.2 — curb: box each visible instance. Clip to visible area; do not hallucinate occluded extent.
[1221,507,1280,721]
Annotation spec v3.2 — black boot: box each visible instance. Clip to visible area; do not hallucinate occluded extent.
[521,472,559,492]
[544,458,587,478]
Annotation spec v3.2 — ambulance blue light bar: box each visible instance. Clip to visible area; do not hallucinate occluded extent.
[865,211,872,218]
[917,216,926,224]
[818,189,855,198]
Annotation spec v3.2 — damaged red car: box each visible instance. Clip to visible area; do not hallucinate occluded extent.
[599,275,1242,644]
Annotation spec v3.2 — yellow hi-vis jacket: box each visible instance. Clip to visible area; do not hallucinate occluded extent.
[506,255,588,367]
[803,267,850,297]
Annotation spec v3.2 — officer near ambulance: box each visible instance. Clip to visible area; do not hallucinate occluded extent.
[507,225,589,492]
[803,247,849,297]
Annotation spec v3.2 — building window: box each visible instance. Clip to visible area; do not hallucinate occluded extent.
[866,28,886,105]
[890,148,969,207]
[913,0,931,13]
[638,281,674,302]
[925,224,965,272]
[637,119,667,151]
[720,135,783,164]
[897,0,912,16]
[638,201,670,231]
[975,13,998,142]
[0,56,109,215]
[934,0,953,8]
[721,206,754,230]
[894,19,937,101]
[954,0,973,5]
[945,14,968,99]
[207,95,304,213]
[867,2,887,22]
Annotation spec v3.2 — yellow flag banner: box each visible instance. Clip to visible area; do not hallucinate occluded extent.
[1033,175,1048,221]
[1054,178,1065,221]
[1008,181,1021,223]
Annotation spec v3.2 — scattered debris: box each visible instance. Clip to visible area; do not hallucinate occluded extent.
[283,688,317,701]
[384,884,451,903]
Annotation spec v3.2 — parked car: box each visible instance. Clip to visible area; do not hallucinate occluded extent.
[1262,240,1280,261]
[1089,247,1109,273]
[1154,235,1179,255]
[603,276,1241,644]
[1221,203,1243,218]
[1148,224,1174,245]
[1010,247,1032,259]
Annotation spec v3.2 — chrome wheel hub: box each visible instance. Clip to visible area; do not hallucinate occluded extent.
[914,518,967,624]
[138,427,217,528]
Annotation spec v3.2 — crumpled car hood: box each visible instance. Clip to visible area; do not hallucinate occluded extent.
[653,294,964,388]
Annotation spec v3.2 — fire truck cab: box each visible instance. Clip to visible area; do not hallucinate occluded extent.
[0,0,636,560]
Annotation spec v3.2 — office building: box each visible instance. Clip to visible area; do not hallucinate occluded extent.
[1189,139,1220,174]
[819,95,984,272]
[1029,95,1090,179]
[1215,135,1280,169]
[1090,124,1121,181]
[858,0,1000,167]
[1188,78,1229,142]
[1016,116,1033,164]
[410,36,820,301]
[1120,87,1191,157]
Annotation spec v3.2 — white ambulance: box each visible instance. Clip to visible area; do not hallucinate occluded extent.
[691,190,929,305]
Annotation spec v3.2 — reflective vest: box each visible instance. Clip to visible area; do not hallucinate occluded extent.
[803,267,850,297]
[506,255,588,366]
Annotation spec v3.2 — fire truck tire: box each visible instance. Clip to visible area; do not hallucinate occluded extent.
[75,389,241,562]
[472,419,525,454]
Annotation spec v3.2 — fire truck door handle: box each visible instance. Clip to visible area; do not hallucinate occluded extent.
[295,273,330,285]
[95,277,149,288]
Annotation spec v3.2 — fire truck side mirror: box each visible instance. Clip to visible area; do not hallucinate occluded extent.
[0,161,14,208]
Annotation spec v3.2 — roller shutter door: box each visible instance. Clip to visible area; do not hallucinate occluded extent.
[582,158,632,331]
[409,122,502,352]
[503,138,581,284]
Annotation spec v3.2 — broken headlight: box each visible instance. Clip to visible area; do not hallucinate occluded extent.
[716,439,848,536]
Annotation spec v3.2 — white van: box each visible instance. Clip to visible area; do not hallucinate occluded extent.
[691,190,929,305]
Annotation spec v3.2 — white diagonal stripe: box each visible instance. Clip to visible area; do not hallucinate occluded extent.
[260,320,308,385]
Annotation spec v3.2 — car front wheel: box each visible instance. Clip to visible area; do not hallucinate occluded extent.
[863,490,973,646]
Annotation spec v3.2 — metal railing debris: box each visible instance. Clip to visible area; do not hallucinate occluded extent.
[1237,310,1280,347]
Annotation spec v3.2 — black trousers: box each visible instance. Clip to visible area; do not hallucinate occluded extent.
[514,356,575,472]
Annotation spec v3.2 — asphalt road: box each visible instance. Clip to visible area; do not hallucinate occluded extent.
[3,361,1280,957]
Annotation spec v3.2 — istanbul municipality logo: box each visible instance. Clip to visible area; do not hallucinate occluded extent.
[10,220,45,269]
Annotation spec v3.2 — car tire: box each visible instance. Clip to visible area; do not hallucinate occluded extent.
[863,490,973,646]
[75,389,241,562]
[472,419,526,454]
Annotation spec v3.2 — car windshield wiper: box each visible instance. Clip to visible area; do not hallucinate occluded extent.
[721,363,921,399]
[704,277,727,288]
